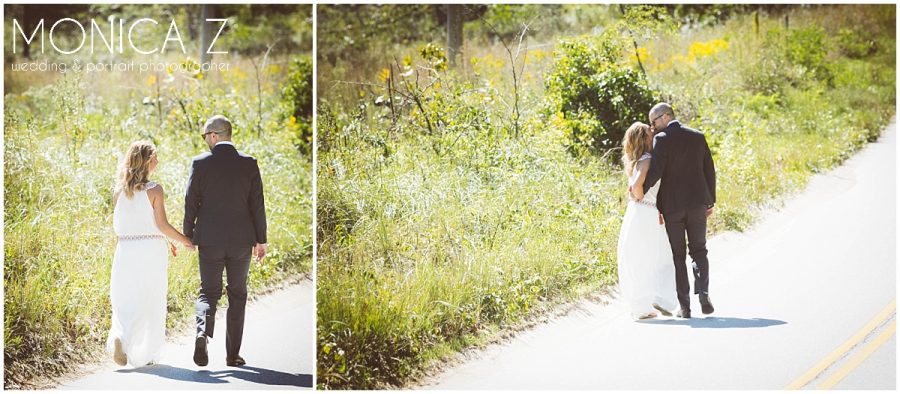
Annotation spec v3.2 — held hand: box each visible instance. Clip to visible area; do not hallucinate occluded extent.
[658,214,664,225]
[254,243,267,262]
[706,207,714,218]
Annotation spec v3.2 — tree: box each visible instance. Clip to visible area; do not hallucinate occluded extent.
[199,4,216,64]
[446,4,464,67]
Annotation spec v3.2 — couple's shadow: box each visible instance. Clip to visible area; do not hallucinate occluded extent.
[116,364,313,387]
[636,316,787,328]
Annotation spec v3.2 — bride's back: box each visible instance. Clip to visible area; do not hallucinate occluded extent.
[113,182,162,237]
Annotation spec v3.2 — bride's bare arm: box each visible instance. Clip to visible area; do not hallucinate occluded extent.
[629,159,651,200]
[147,186,193,247]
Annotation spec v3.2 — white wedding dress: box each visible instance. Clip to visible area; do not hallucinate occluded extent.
[107,182,168,366]
[616,153,679,319]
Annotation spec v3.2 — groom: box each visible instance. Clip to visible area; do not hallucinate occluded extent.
[184,115,267,367]
[641,103,716,319]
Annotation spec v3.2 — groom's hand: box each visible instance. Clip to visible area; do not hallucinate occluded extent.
[706,207,714,218]
[254,243,267,262]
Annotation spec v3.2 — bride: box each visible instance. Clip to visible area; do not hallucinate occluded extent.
[616,122,678,320]
[108,141,193,366]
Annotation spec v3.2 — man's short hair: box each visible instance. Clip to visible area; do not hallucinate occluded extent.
[650,102,675,120]
[204,115,233,137]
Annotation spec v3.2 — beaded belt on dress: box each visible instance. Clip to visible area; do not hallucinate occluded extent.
[118,234,165,241]
[630,199,656,208]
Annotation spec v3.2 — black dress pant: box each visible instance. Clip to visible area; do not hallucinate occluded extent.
[196,246,252,358]
[662,205,710,312]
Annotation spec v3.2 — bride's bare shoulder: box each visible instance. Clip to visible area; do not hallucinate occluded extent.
[144,182,165,197]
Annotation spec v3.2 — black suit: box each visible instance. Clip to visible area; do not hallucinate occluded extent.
[642,121,716,312]
[184,142,266,359]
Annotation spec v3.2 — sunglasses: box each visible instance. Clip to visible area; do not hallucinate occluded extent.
[201,130,221,138]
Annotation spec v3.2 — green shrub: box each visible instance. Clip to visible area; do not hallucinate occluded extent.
[782,26,833,85]
[545,34,658,154]
[836,27,877,58]
[745,26,834,95]
[281,56,313,155]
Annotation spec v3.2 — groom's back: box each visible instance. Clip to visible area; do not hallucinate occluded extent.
[655,123,715,212]
[184,144,267,247]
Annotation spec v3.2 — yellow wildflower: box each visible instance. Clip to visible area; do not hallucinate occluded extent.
[377,68,391,82]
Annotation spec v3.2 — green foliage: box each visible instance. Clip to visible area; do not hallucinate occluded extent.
[665,4,753,27]
[418,43,449,72]
[281,56,314,155]
[745,25,834,95]
[316,4,442,66]
[620,5,678,40]
[742,43,793,97]
[836,27,878,59]
[782,26,833,84]
[219,4,313,56]
[476,5,562,41]
[545,34,658,153]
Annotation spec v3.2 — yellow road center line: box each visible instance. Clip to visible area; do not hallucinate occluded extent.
[785,299,896,390]
[816,320,896,389]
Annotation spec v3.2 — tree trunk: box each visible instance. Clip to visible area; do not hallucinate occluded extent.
[447,4,464,68]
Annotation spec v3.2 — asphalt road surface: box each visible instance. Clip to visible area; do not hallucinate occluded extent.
[58,279,314,389]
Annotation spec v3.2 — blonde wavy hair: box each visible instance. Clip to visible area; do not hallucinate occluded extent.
[621,122,653,177]
[117,141,156,198]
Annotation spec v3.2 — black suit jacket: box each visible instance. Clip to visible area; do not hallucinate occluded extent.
[642,121,716,214]
[184,143,267,247]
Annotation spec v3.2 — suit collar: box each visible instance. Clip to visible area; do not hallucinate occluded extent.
[662,120,681,133]
[212,143,237,154]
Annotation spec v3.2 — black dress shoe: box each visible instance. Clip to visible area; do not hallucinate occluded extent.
[193,335,209,367]
[226,355,246,367]
[676,309,691,319]
[699,294,715,315]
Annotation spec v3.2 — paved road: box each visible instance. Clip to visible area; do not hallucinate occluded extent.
[424,121,897,390]
[58,280,314,389]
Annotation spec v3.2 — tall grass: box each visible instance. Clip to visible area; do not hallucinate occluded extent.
[316,4,895,389]
[4,54,312,388]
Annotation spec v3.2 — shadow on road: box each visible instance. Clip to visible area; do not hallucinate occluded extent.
[116,364,313,387]
[636,316,787,329]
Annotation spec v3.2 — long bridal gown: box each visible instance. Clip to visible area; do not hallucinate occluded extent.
[107,182,168,366]
[616,153,679,319]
